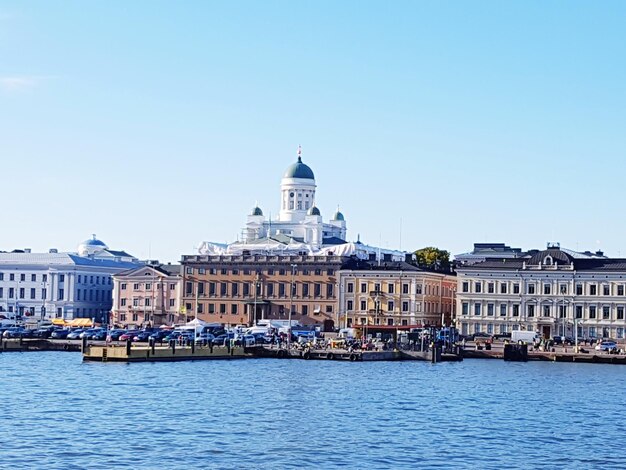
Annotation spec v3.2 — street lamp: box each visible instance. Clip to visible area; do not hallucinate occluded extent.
[253,272,259,326]
[288,263,297,349]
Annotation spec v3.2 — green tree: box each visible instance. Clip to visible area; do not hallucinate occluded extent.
[413,247,450,271]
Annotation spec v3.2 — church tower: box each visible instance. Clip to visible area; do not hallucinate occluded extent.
[278,146,317,223]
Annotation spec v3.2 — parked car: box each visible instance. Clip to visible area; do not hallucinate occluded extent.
[595,341,618,351]
[90,330,108,341]
[133,331,152,342]
[33,327,58,339]
[195,333,215,344]
[553,336,575,346]
[3,327,27,338]
[66,329,85,340]
[51,329,70,339]
[119,331,140,341]
[149,330,171,342]
[108,329,127,341]
[79,328,102,339]
[213,333,234,346]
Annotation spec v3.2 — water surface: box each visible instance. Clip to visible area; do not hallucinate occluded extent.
[1,352,624,469]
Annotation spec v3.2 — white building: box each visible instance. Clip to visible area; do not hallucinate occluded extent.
[0,236,140,323]
[455,243,626,340]
[242,148,347,249]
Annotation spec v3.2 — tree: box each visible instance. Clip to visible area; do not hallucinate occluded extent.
[413,247,450,271]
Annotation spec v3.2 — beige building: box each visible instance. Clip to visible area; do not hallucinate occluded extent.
[111,264,182,328]
[180,254,348,330]
[338,259,457,328]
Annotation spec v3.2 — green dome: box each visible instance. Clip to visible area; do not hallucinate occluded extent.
[333,210,345,221]
[283,157,315,180]
[251,206,263,216]
[308,206,321,216]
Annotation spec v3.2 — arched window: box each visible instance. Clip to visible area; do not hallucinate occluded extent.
[543,256,553,266]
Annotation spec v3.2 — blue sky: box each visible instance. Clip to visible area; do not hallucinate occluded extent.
[1,1,625,261]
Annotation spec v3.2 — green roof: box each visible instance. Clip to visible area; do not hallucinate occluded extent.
[283,157,315,179]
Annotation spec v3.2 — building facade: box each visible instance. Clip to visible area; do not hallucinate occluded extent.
[455,245,626,340]
[180,254,347,329]
[0,237,139,323]
[338,260,456,329]
[111,264,182,328]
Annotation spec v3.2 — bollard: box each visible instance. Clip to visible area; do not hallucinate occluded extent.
[126,338,132,357]
[191,338,195,354]
[209,341,214,354]
[81,335,87,354]
[150,337,156,355]
[171,340,176,355]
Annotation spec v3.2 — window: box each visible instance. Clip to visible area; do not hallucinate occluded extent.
[360,300,367,311]
[0,287,3,298]
[267,268,274,275]
[279,283,286,297]
[20,273,25,281]
[590,285,597,296]
[327,269,334,276]
[527,284,535,294]
[576,284,583,295]
[402,301,409,312]
[374,283,381,293]
[0,273,3,281]
[326,305,333,313]
[500,283,507,294]
[512,304,520,317]
[559,305,566,318]
[197,303,203,314]
[360,283,367,293]
[474,303,481,316]
[618,328,624,339]
[513,284,520,294]
[43,274,47,282]
[221,268,227,275]
[219,304,226,314]
[197,282,205,295]
[462,282,469,293]
[145,283,152,290]
[267,283,274,297]
[589,306,596,319]
[302,283,309,297]
[327,284,334,297]
[347,300,353,311]
[575,305,583,319]
[314,283,321,297]
[487,324,494,335]
[133,298,139,307]
[220,283,227,296]
[474,324,481,333]
[388,283,395,294]
[121,283,127,290]
[619,285,625,296]
[121,299,127,306]
[207,303,214,313]
[542,305,550,317]
[9,274,14,281]
[31,274,36,282]
[58,289,64,300]
[416,284,422,295]
[603,285,610,296]
[314,269,321,276]
[59,274,65,282]
[475,283,482,293]
[527,305,535,317]
[302,305,309,315]
[145,298,151,307]
[543,284,551,295]
[462,302,469,315]
[170,283,176,291]
[231,304,237,315]
[488,283,495,293]
[347,283,354,293]
[9,287,14,299]
[559,284,567,294]
[186,267,193,274]
[231,283,238,296]
[210,282,216,296]
[133,283,140,290]
[185,282,193,295]
[500,304,507,316]
[603,306,610,319]
[30,288,35,299]
[198,268,206,274]
[403,283,409,294]
[387,301,394,311]
[169,299,175,307]
[487,304,494,316]
[618,307,624,320]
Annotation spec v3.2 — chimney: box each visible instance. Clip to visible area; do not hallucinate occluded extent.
[24,248,31,253]
[596,250,604,257]
[49,248,58,253]
[383,253,392,262]
[405,253,413,263]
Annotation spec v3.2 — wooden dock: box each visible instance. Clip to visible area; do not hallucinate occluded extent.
[83,343,247,362]
[251,346,463,362]
[462,348,626,365]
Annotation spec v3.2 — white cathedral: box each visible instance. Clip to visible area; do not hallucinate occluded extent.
[197,148,404,260]
[243,149,346,248]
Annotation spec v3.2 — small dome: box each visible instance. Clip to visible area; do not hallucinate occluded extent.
[332,210,345,221]
[283,157,315,180]
[251,206,263,216]
[82,235,107,247]
[308,206,321,216]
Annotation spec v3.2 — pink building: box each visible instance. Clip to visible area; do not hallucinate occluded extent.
[111,264,182,328]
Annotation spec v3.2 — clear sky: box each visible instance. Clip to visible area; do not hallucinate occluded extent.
[1,1,625,262]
